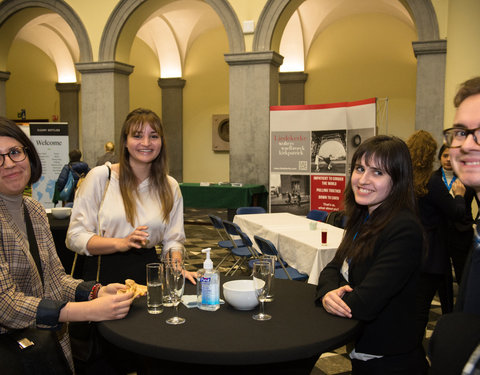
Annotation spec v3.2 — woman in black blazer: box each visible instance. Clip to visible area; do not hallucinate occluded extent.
[316,135,424,375]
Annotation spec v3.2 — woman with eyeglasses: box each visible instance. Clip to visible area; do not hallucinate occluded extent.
[0,117,134,373]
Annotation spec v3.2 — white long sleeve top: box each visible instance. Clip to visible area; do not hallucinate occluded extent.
[66,164,185,256]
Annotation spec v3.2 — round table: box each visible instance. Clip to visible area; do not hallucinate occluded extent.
[98,277,360,374]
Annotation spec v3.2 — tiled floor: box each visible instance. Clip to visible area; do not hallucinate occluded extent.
[183,208,443,375]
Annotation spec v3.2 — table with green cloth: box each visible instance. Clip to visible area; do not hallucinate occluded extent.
[179,183,267,211]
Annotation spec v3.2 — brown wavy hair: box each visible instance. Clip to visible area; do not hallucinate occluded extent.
[334,135,417,263]
[118,108,173,226]
[406,130,437,198]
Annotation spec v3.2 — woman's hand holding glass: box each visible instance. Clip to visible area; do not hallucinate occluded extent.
[322,285,353,318]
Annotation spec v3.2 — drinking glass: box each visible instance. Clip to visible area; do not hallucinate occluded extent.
[146,263,163,314]
[260,255,275,302]
[164,251,186,325]
[321,228,328,246]
[161,247,184,307]
[252,261,273,321]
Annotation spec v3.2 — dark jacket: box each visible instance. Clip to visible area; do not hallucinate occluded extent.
[316,209,423,356]
[56,161,90,202]
[418,168,471,274]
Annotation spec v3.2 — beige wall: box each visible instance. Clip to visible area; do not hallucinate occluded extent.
[129,37,162,116]
[6,39,58,121]
[183,27,230,182]
[305,13,417,141]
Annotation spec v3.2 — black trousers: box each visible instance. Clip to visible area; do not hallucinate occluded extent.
[351,346,425,375]
[82,247,159,285]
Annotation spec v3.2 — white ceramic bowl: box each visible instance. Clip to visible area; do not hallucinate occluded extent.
[223,279,260,311]
[51,207,72,219]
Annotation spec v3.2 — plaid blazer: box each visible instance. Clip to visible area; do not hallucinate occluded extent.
[0,196,82,369]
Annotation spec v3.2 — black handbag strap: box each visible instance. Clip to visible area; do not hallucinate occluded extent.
[23,204,44,286]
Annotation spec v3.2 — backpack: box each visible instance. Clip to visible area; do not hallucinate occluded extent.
[59,169,75,201]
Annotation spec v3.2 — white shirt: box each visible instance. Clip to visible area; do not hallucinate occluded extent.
[66,164,185,256]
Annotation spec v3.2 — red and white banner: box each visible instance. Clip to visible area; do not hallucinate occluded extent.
[269,98,376,215]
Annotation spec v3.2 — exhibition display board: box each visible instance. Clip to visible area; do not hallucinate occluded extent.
[269,98,376,215]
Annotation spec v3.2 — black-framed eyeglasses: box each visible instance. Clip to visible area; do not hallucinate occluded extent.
[0,147,28,167]
[443,127,480,148]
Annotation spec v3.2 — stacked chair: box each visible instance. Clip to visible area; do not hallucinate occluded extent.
[222,220,256,276]
[208,214,243,271]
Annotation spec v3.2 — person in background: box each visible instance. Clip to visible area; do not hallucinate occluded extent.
[429,76,480,375]
[316,135,423,375]
[96,141,118,166]
[66,108,197,286]
[56,149,90,204]
[406,130,469,373]
[437,144,475,312]
[0,117,134,372]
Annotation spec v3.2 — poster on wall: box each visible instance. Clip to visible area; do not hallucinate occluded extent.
[269,98,376,215]
[29,123,69,209]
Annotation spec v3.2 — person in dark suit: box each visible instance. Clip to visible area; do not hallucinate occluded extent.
[436,145,475,312]
[429,77,480,374]
[407,131,470,362]
[316,135,424,375]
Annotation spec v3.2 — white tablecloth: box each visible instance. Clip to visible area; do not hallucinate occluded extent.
[233,213,344,285]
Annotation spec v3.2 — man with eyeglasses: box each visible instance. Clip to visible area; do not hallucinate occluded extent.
[429,77,480,375]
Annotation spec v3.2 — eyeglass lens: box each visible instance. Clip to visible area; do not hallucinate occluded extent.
[0,147,27,167]
[444,127,480,147]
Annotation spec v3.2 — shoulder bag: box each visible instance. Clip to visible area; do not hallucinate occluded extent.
[68,165,111,366]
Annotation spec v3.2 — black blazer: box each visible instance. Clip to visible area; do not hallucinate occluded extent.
[316,209,423,356]
[418,168,471,274]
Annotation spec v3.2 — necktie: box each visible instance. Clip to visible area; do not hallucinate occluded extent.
[463,220,480,314]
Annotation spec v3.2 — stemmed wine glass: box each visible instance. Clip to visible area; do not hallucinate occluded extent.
[252,261,273,321]
[260,255,275,302]
[164,248,186,325]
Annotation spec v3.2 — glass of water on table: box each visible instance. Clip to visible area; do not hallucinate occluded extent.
[146,263,164,314]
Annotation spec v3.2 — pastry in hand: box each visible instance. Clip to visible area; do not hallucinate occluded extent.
[117,279,147,298]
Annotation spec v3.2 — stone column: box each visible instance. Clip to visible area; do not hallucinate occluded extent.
[0,71,10,117]
[157,78,186,182]
[55,83,80,150]
[75,61,133,166]
[412,40,447,147]
[279,72,308,105]
[225,51,283,187]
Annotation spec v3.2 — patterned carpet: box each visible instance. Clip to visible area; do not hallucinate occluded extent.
[183,208,443,375]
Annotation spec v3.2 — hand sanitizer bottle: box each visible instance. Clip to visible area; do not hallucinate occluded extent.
[197,248,220,311]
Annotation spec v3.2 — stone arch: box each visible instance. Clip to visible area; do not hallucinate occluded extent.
[254,0,439,53]
[99,0,244,62]
[0,0,93,63]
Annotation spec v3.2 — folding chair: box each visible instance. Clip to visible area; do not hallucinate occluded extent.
[253,235,308,281]
[306,209,328,222]
[208,214,243,271]
[236,206,266,215]
[222,220,254,276]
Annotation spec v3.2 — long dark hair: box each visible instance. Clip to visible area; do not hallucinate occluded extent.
[0,117,42,184]
[334,135,417,263]
[118,108,173,226]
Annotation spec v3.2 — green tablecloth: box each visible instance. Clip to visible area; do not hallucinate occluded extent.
[179,183,267,209]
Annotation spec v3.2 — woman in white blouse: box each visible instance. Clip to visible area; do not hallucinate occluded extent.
[67,108,196,285]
